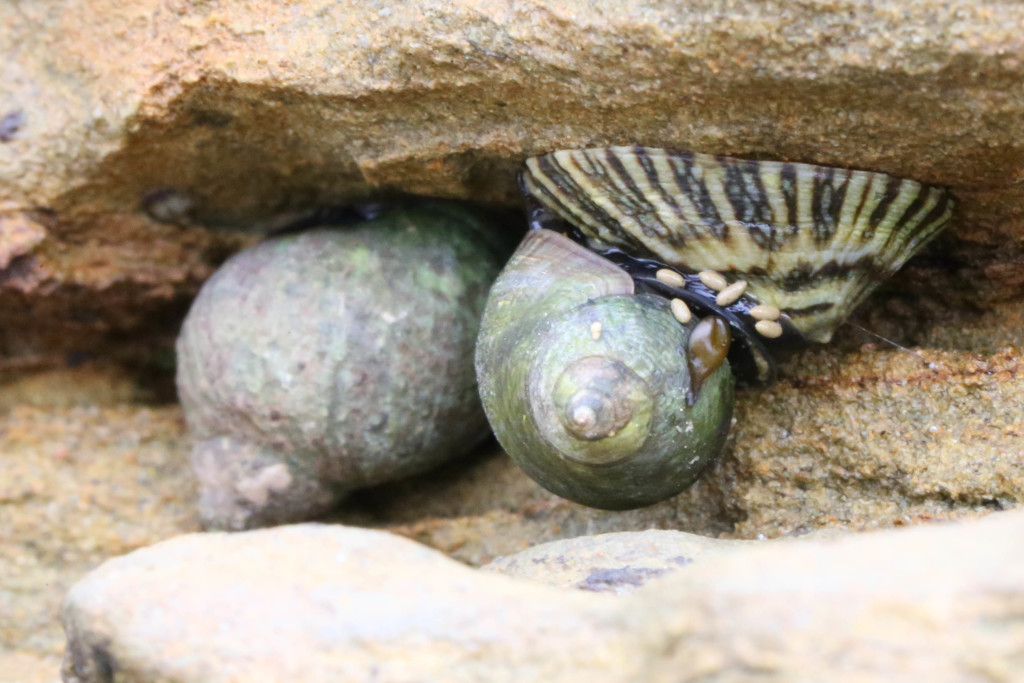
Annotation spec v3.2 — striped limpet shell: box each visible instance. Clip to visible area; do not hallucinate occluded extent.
[521,146,954,382]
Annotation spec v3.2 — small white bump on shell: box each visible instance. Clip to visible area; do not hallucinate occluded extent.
[590,321,603,341]
[715,280,747,307]
[655,268,686,288]
[750,304,781,321]
[698,270,728,291]
[571,405,597,429]
[755,319,784,339]
[670,298,692,324]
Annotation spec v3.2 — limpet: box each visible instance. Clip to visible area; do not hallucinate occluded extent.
[521,145,953,382]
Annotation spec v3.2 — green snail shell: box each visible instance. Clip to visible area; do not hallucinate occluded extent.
[522,146,954,344]
[475,229,735,510]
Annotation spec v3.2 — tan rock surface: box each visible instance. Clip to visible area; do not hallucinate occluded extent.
[5,1,1024,677]
[60,511,1024,682]
[2,0,1024,359]
[4,1,1023,225]
[6,329,1024,677]
[61,525,632,683]
[0,368,197,682]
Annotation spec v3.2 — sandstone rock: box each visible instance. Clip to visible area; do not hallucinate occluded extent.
[0,396,196,681]
[9,341,1021,678]
[0,651,59,683]
[0,362,150,411]
[5,2,1024,676]
[3,0,1023,552]
[0,206,46,270]
[60,525,633,683]
[4,1,1023,231]
[2,0,1024,361]
[482,529,751,593]
[635,508,1024,682]
[61,511,1024,682]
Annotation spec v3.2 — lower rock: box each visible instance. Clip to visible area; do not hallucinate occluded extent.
[62,511,1024,682]
[60,525,634,683]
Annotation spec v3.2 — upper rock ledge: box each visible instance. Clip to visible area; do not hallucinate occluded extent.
[2,1,1024,356]
[3,1,1022,231]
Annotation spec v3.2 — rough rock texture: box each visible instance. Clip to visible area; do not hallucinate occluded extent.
[482,529,752,593]
[0,202,249,371]
[8,337,1023,680]
[61,512,1024,682]
[176,203,507,529]
[3,0,1024,361]
[60,525,630,683]
[0,367,197,683]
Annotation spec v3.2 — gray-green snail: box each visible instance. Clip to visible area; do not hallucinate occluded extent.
[476,229,735,510]
[476,146,954,510]
[177,201,512,530]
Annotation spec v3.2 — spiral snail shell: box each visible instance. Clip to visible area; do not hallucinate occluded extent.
[177,202,508,529]
[475,229,734,510]
[476,146,954,509]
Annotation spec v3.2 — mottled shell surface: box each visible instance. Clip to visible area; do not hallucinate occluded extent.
[177,202,506,529]
[523,146,953,343]
[475,230,734,510]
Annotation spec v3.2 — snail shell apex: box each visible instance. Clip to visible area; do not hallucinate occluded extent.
[522,146,954,345]
[475,230,734,510]
[549,355,651,452]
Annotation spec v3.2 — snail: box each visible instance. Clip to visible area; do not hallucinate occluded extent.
[177,201,511,529]
[476,146,953,509]
[475,228,735,510]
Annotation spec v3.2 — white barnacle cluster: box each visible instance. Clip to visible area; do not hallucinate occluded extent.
[655,268,693,324]
[658,265,783,339]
